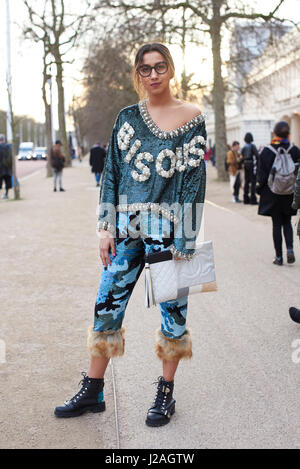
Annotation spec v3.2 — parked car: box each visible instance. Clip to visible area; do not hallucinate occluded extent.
[17,142,35,160]
[33,147,47,160]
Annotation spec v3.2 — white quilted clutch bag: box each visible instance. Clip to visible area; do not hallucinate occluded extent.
[145,241,217,308]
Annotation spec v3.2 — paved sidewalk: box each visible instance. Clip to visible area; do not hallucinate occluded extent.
[0,160,299,449]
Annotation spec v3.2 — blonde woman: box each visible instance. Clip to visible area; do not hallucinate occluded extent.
[55,43,207,427]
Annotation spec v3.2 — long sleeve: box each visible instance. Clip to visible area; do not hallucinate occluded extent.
[257,147,272,188]
[293,167,300,209]
[252,144,259,175]
[97,121,122,235]
[227,150,236,175]
[252,144,259,159]
[171,122,207,259]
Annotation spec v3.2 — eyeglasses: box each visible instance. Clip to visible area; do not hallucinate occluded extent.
[137,61,169,77]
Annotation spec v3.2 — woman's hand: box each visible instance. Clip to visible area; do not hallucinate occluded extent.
[99,229,116,269]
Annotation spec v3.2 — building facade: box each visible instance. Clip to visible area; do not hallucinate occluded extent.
[206,28,300,149]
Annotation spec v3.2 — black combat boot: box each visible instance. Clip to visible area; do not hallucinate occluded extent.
[146,376,176,427]
[289,307,300,324]
[273,256,283,266]
[54,372,105,418]
[287,249,295,264]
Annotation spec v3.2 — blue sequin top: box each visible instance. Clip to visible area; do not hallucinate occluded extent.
[97,100,207,258]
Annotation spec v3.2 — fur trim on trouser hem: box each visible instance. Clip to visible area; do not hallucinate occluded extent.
[155,328,192,361]
[87,326,125,358]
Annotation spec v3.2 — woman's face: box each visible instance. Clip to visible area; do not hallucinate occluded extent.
[138,51,173,97]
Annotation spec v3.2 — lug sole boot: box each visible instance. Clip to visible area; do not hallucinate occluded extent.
[287,250,295,264]
[54,372,105,418]
[273,256,283,266]
[146,376,176,427]
[289,307,300,324]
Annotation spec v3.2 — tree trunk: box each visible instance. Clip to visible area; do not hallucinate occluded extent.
[210,4,228,181]
[11,123,20,200]
[54,52,71,167]
[42,58,53,178]
[72,108,82,154]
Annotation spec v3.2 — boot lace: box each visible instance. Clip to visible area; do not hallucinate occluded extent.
[64,372,90,405]
[151,376,171,413]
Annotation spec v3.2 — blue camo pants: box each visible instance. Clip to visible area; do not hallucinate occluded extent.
[94,215,188,340]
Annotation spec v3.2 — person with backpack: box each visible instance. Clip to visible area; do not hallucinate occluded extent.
[256,121,300,265]
[226,141,243,203]
[0,134,13,200]
[241,132,259,205]
[50,140,66,192]
[289,162,300,323]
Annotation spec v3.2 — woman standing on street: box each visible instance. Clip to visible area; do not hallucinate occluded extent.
[54,43,207,426]
[241,132,259,205]
[50,140,66,192]
[256,121,300,265]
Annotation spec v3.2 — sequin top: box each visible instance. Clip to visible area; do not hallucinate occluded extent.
[97,100,207,258]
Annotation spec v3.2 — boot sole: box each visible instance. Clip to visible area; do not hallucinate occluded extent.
[145,404,175,427]
[54,401,106,418]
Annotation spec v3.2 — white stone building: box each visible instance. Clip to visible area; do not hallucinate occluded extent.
[206,28,300,149]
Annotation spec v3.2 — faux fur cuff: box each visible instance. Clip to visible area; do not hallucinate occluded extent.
[87,326,125,358]
[155,328,192,361]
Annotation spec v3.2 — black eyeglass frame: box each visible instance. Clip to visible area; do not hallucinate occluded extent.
[136,61,169,77]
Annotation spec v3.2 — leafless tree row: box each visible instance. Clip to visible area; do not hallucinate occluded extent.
[22,0,299,180]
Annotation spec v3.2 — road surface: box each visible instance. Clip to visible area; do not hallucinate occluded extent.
[17,160,46,179]
[0,160,299,449]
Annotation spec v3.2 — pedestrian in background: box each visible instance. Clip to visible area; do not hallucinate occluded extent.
[50,140,65,192]
[242,132,259,205]
[227,141,242,203]
[89,143,106,187]
[256,121,300,265]
[211,144,216,167]
[76,145,83,162]
[289,161,300,323]
[204,147,212,169]
[0,134,13,200]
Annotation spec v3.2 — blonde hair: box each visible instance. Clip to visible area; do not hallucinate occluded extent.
[133,43,175,99]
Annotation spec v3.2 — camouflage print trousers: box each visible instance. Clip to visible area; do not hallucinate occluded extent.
[94,212,188,340]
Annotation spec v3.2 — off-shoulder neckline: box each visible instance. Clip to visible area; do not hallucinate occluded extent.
[138,100,206,140]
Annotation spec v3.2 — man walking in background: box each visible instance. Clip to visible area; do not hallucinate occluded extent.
[241,132,259,205]
[50,140,66,192]
[89,143,106,187]
[0,134,13,200]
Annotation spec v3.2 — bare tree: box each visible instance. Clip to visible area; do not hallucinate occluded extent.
[77,40,138,147]
[42,49,54,178]
[23,0,92,166]
[98,0,296,180]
